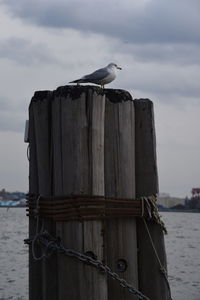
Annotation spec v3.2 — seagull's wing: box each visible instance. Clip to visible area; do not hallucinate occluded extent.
[83,67,109,81]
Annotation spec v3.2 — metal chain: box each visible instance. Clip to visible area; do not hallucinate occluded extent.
[25,231,150,300]
[25,195,170,300]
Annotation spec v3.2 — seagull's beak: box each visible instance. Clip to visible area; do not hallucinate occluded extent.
[117,66,122,70]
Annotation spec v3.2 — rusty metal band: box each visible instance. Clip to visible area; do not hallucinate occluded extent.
[26,194,158,222]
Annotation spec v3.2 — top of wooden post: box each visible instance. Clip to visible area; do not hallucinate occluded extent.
[30,85,133,105]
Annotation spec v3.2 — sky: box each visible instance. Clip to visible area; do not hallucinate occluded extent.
[0,0,200,197]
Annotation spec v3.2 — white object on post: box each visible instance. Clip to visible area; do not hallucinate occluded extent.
[24,120,29,143]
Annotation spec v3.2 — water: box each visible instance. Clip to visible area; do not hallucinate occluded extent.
[0,208,199,300]
[0,208,28,300]
[162,212,200,300]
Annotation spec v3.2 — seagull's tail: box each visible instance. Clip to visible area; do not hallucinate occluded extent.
[69,79,85,84]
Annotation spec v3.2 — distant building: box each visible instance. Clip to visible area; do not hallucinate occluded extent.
[0,188,7,199]
[191,188,200,198]
[157,193,185,208]
[185,188,200,209]
[0,188,26,200]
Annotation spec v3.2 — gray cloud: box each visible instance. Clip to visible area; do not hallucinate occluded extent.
[1,0,200,198]
[2,0,200,44]
[2,0,200,71]
[116,61,200,101]
[0,37,57,65]
[0,96,26,132]
[0,110,25,132]
[115,43,200,66]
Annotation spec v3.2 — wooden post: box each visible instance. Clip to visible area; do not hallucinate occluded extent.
[134,99,171,300]
[28,87,170,300]
[104,89,138,300]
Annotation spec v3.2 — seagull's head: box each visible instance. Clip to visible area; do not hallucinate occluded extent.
[108,63,122,70]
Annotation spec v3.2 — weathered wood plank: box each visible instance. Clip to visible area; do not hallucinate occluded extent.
[82,89,107,300]
[52,86,107,300]
[32,91,58,300]
[134,99,171,300]
[29,98,43,300]
[53,90,85,300]
[104,90,138,300]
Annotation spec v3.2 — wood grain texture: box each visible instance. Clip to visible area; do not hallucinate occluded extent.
[30,91,58,300]
[29,98,43,300]
[52,86,107,300]
[134,99,171,300]
[52,91,85,300]
[104,91,138,300]
[82,89,107,300]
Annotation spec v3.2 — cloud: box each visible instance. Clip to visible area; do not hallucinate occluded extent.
[0,130,28,192]
[115,59,200,101]
[1,0,200,44]
[0,1,199,197]
[155,99,200,196]
[0,95,26,132]
[114,42,200,66]
[2,0,200,72]
[0,37,57,65]
[0,110,25,132]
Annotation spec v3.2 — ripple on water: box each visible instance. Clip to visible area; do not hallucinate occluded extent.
[161,212,200,300]
[0,209,200,300]
[0,208,28,299]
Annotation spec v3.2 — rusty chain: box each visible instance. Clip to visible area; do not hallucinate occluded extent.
[25,230,150,300]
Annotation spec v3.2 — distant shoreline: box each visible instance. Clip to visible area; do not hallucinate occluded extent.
[159,208,200,213]
[0,205,26,208]
[0,206,199,213]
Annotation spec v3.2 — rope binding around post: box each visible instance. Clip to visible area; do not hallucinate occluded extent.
[25,193,171,300]
[26,193,167,232]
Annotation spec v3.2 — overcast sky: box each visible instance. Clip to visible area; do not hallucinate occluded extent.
[0,0,200,197]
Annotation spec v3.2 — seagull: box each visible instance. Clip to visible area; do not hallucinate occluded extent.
[69,63,122,88]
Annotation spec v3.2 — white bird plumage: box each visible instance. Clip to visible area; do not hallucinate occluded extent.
[69,63,122,88]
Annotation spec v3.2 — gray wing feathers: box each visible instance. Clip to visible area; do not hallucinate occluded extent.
[83,68,109,81]
[69,67,109,83]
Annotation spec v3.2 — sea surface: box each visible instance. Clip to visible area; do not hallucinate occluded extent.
[0,208,199,300]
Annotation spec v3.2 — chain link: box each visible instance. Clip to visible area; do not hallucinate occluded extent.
[25,231,150,300]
